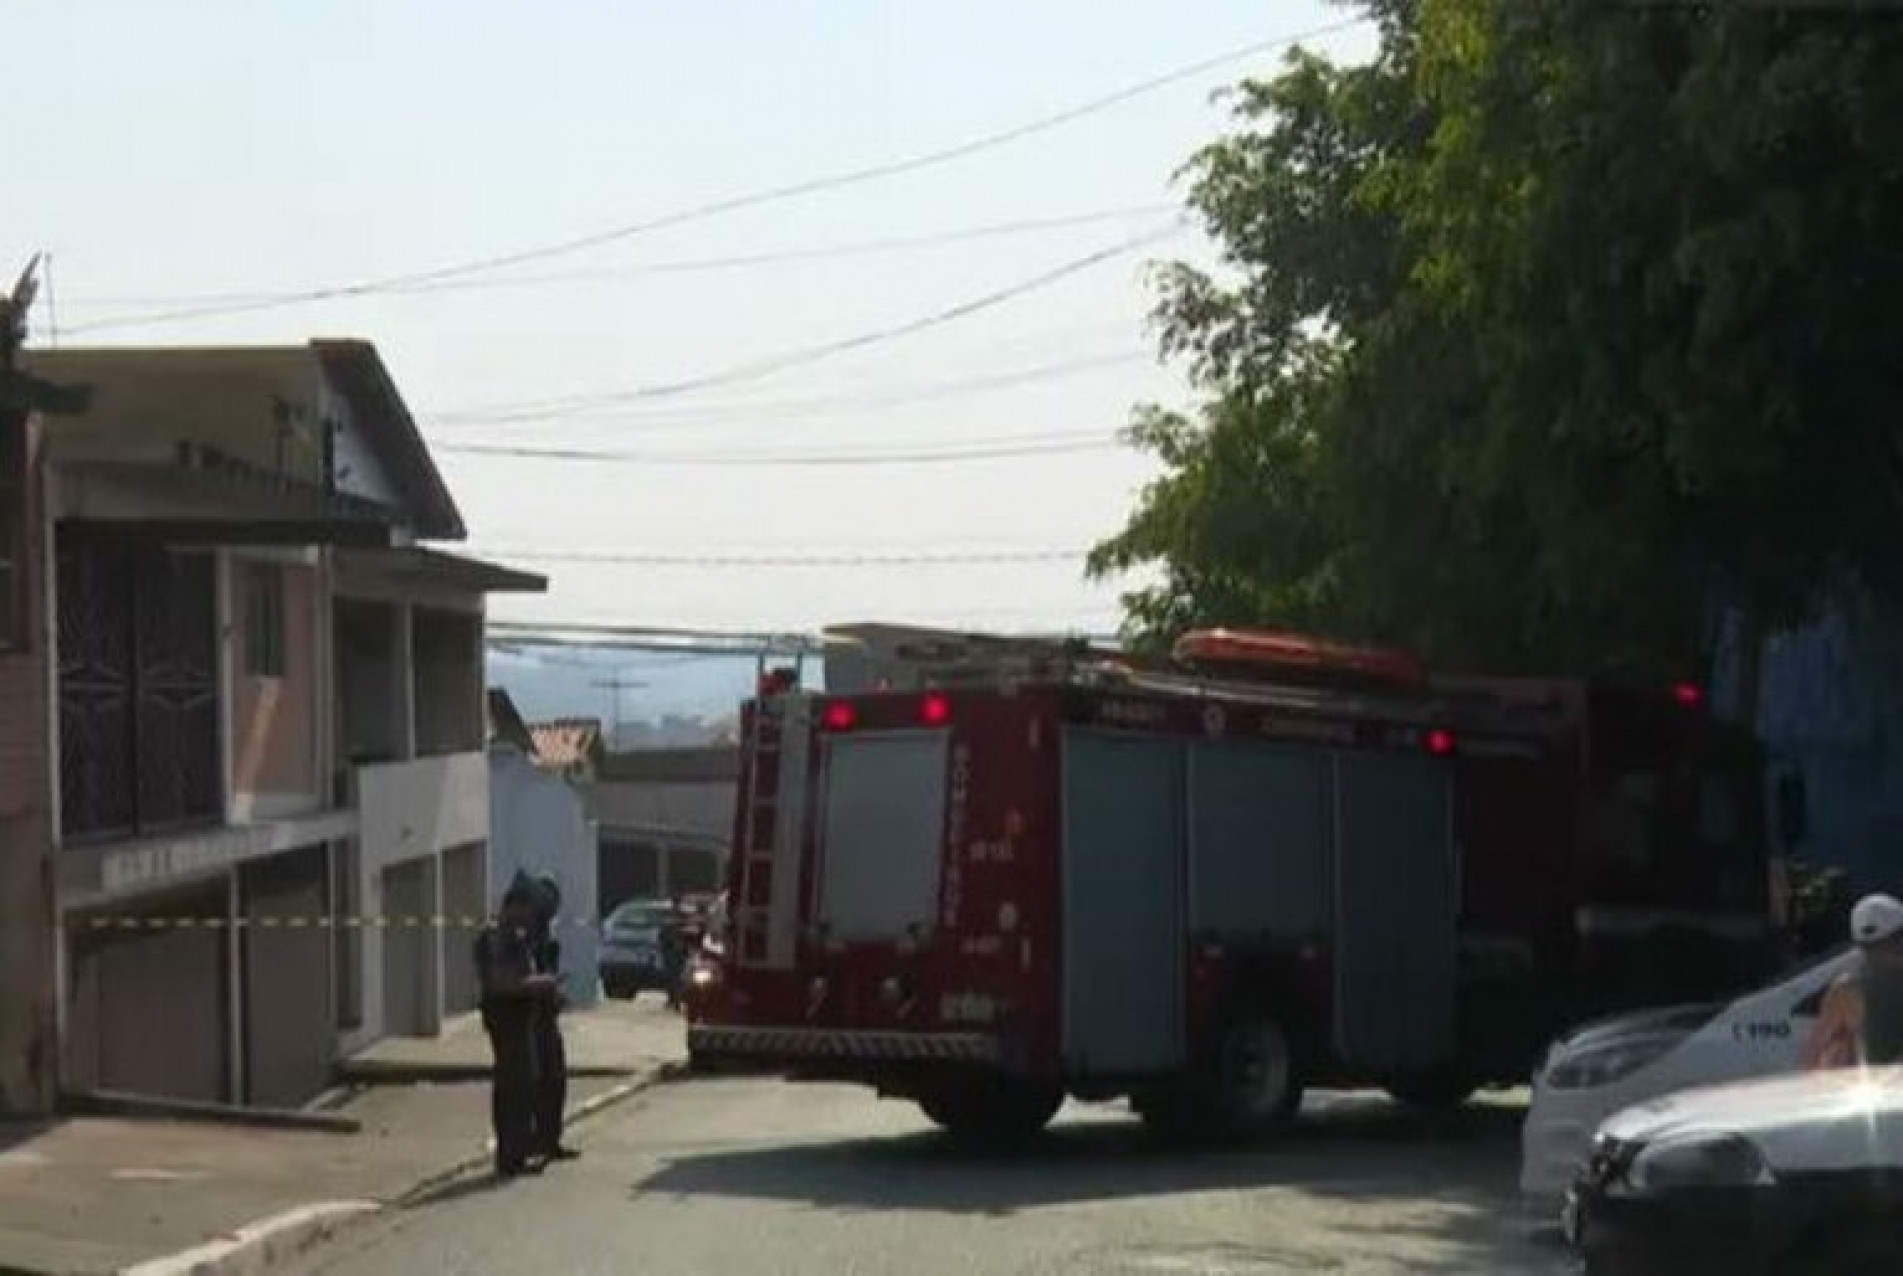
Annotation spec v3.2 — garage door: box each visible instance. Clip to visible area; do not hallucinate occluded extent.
[241,846,333,1107]
[66,884,228,1102]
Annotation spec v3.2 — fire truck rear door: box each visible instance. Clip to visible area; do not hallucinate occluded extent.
[816,731,949,942]
[1332,752,1458,1072]
[1061,730,1186,1075]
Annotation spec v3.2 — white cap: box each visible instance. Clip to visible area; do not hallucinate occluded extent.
[1851,893,1903,945]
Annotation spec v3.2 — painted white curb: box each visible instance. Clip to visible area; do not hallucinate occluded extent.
[118,1201,380,1276]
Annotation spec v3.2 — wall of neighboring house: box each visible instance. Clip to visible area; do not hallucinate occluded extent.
[229,555,325,819]
[1715,606,1903,896]
[587,750,736,913]
[491,745,601,1006]
[0,412,56,1113]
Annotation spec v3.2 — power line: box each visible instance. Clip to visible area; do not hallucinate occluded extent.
[427,348,1151,432]
[474,547,1091,568]
[57,16,1367,335]
[426,226,1181,423]
[63,205,1175,312]
[486,614,1123,649]
[437,431,1123,467]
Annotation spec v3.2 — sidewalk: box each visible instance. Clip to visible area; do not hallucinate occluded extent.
[0,1001,684,1276]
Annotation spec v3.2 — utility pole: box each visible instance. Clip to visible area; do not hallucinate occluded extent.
[590,671,649,747]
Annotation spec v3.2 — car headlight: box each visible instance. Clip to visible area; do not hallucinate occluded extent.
[1543,1033,1683,1091]
[1626,1134,1775,1193]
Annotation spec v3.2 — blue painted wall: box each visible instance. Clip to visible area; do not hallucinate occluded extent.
[1711,607,1903,895]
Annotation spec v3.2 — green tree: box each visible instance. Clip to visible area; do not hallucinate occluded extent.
[1095,0,1903,678]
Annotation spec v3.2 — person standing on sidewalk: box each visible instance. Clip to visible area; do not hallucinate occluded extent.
[1804,893,1903,1070]
[475,878,556,1177]
[529,872,580,1163]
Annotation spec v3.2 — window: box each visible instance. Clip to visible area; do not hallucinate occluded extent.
[0,417,24,651]
[244,563,285,678]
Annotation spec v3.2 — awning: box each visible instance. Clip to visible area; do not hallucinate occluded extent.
[333,545,548,594]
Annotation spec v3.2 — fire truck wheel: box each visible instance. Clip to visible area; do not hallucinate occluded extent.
[917,1077,1064,1146]
[1136,1015,1301,1141]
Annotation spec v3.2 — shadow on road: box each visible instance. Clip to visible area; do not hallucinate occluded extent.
[636,1092,1565,1273]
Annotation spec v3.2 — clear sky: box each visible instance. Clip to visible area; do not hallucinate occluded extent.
[6,1,1375,637]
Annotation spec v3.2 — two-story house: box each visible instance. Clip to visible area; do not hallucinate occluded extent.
[2,340,543,1113]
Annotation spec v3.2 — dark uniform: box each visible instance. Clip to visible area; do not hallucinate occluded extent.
[474,902,544,1175]
[661,918,687,1011]
[527,874,573,1161]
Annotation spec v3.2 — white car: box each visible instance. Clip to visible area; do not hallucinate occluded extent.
[1567,1066,1903,1274]
[1521,948,1855,1202]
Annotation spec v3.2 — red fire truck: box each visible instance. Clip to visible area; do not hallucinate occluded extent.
[687,626,1773,1141]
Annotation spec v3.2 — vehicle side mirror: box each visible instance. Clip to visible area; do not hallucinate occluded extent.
[1776,770,1808,849]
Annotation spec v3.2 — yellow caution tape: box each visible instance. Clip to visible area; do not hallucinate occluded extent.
[79,914,629,931]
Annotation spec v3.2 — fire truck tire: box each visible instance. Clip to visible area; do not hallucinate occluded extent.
[1136,1015,1301,1141]
[917,1077,1064,1145]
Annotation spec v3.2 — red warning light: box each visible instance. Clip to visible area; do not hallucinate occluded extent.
[821,702,858,731]
[1425,728,1457,757]
[920,692,952,726]
[1672,683,1705,709]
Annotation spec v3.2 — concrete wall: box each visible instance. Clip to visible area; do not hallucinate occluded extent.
[230,559,322,818]
[0,424,44,811]
[25,348,328,488]
[358,752,487,872]
[0,412,55,1114]
[491,746,600,1006]
[348,751,486,1043]
[588,780,734,840]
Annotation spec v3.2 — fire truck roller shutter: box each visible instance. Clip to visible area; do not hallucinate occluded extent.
[1061,730,1187,1075]
[1332,752,1458,1072]
[816,731,950,942]
[1188,743,1332,941]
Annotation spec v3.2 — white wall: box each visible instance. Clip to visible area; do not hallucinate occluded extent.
[490,746,600,1007]
[346,751,487,1044]
[358,752,487,871]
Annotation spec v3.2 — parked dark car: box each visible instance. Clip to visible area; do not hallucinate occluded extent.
[598,899,674,1000]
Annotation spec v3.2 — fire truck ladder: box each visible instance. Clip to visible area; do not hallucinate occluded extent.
[731,696,788,969]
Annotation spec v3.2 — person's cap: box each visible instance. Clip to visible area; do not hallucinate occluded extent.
[1851,893,1903,945]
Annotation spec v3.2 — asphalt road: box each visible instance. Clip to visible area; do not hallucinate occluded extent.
[290,1075,1576,1275]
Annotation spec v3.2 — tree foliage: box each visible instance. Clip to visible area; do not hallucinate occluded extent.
[1093,0,1903,676]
